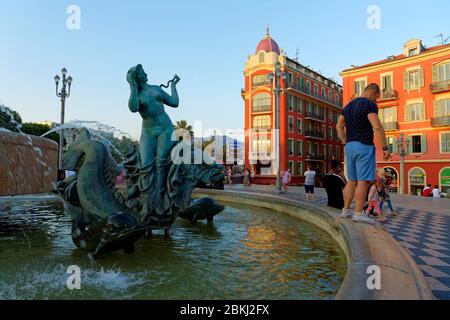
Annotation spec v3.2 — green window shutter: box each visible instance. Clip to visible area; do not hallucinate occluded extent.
[434,100,442,117]
[432,64,439,83]
[403,71,409,90]
[406,136,412,154]
[421,103,426,120]
[419,68,425,88]
[405,105,410,122]
[421,135,427,153]
[392,137,398,154]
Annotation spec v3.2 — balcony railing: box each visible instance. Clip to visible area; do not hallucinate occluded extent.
[430,80,450,93]
[382,122,399,131]
[252,105,271,113]
[305,154,325,160]
[431,116,450,127]
[286,81,341,107]
[305,111,325,121]
[305,130,325,139]
[379,90,399,101]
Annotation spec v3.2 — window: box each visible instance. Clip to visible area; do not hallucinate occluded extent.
[435,99,450,117]
[258,52,265,63]
[386,136,398,154]
[354,79,366,97]
[322,144,326,159]
[306,101,312,114]
[297,119,303,134]
[439,62,450,81]
[253,74,271,86]
[300,78,305,91]
[288,116,294,133]
[328,109,333,122]
[441,132,450,153]
[321,88,326,99]
[408,47,418,56]
[405,102,425,121]
[379,107,398,130]
[404,69,424,90]
[297,99,304,114]
[336,146,340,161]
[328,91,332,102]
[328,126,333,140]
[288,139,294,156]
[306,81,311,94]
[298,162,304,175]
[253,115,271,130]
[298,140,303,156]
[335,95,339,107]
[252,93,271,112]
[252,136,271,155]
[289,161,295,175]
[288,95,294,111]
[335,128,339,142]
[408,134,427,154]
[306,141,311,154]
[329,145,334,158]
[314,84,319,97]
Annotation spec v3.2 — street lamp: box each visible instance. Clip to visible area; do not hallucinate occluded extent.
[269,61,286,193]
[397,133,409,195]
[54,67,73,170]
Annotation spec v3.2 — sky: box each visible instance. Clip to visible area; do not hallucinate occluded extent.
[0,0,449,140]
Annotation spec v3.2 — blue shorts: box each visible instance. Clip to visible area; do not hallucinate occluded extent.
[305,185,314,194]
[345,141,376,181]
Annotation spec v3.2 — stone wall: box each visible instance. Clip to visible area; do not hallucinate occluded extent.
[0,131,58,196]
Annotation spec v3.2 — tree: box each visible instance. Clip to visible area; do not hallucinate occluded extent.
[174,120,194,137]
[21,122,60,144]
[0,104,22,132]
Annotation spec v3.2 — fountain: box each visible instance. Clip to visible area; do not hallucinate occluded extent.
[0,66,349,299]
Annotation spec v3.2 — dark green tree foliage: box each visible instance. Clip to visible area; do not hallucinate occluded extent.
[20,123,60,144]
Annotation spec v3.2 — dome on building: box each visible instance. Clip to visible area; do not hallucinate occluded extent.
[255,28,280,55]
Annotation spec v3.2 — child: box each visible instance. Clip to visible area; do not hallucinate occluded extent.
[366,180,387,222]
[282,169,292,193]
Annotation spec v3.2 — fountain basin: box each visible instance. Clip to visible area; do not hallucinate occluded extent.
[0,131,58,196]
[193,189,434,300]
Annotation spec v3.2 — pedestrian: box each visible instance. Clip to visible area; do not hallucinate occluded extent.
[366,180,387,222]
[432,185,442,198]
[226,167,233,184]
[422,184,432,197]
[243,168,251,186]
[322,160,346,210]
[377,169,397,217]
[282,169,292,193]
[304,165,316,201]
[336,83,391,224]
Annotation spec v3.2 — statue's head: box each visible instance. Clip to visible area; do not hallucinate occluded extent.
[127,64,148,87]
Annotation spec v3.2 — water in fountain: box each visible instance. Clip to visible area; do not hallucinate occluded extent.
[41,120,138,165]
[0,104,23,133]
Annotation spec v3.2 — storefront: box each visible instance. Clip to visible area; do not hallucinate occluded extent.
[440,167,450,196]
[382,166,399,193]
[408,167,426,196]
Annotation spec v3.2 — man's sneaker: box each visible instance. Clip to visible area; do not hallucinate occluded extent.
[340,208,353,218]
[352,213,375,224]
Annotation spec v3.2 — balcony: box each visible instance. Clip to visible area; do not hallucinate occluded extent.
[431,116,450,127]
[305,111,325,121]
[430,80,450,93]
[382,122,399,131]
[379,90,399,101]
[305,130,325,139]
[305,153,325,161]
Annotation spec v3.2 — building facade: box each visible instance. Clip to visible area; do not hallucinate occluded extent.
[242,30,344,184]
[341,39,450,195]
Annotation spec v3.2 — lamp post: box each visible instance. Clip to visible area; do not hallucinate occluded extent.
[397,133,409,195]
[54,68,73,170]
[269,62,286,193]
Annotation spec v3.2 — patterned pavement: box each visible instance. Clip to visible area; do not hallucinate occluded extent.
[224,184,450,300]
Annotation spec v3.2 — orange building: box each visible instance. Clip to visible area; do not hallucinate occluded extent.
[242,30,344,184]
[341,39,450,195]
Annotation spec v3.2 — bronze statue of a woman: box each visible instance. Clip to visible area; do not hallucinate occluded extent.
[127,64,180,218]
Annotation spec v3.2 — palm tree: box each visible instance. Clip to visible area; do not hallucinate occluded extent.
[174,120,194,137]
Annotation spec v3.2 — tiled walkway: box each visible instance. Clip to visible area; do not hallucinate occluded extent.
[224,184,450,300]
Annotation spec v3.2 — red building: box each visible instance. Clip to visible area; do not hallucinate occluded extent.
[242,30,344,184]
[341,39,450,195]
